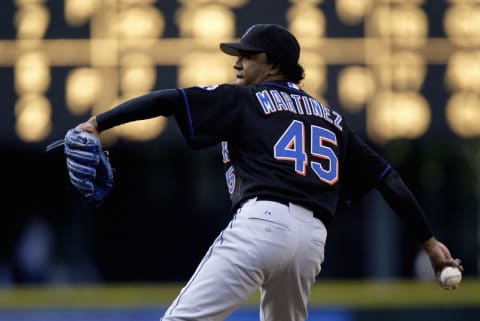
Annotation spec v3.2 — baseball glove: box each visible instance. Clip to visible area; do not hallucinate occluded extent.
[46,128,114,204]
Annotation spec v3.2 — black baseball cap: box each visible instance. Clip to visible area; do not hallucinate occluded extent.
[220,24,300,65]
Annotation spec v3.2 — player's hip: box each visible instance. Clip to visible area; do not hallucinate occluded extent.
[239,197,326,229]
[234,197,326,274]
[236,197,327,250]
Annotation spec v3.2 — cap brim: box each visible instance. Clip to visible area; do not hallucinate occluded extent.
[220,42,264,56]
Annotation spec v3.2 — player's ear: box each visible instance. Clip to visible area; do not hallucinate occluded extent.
[268,63,281,76]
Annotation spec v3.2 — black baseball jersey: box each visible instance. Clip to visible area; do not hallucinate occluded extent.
[95,80,432,239]
[175,81,392,228]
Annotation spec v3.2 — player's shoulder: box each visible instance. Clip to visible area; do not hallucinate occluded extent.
[254,81,303,93]
[182,83,252,96]
[187,83,246,91]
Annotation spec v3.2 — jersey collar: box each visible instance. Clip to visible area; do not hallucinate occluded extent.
[260,80,304,93]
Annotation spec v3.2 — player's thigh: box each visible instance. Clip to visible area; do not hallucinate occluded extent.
[259,217,326,321]
[162,218,266,321]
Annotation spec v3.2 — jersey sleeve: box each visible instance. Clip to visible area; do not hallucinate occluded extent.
[96,89,182,131]
[340,126,433,242]
[174,85,245,149]
[339,127,391,203]
[376,168,433,242]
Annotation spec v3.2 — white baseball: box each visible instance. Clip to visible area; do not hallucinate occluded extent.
[440,266,462,287]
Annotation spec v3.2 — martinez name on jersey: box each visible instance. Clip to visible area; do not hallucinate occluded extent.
[256,81,343,132]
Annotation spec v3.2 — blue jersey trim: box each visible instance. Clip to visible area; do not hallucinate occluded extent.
[379,165,392,180]
[179,88,195,136]
[261,81,304,94]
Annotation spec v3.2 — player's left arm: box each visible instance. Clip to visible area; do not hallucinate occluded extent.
[76,89,182,135]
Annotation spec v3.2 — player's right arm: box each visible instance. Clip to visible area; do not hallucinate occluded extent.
[373,166,465,283]
[341,128,433,242]
[422,237,463,289]
[342,128,463,288]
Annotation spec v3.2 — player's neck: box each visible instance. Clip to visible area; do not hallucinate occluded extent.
[263,74,288,83]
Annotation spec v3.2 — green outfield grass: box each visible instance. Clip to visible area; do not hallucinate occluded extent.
[0,278,479,309]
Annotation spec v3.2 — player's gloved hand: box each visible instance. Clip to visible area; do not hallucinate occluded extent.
[46,128,114,204]
[423,237,463,290]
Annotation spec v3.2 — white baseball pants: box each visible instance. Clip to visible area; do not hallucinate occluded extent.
[161,197,327,321]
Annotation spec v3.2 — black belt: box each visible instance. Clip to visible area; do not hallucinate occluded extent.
[256,196,290,207]
[255,197,332,228]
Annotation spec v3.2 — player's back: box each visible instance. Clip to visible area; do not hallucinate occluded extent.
[223,80,345,227]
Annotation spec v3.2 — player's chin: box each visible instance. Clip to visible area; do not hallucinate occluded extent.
[235,77,246,85]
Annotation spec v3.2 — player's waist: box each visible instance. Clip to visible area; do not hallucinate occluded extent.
[253,196,332,228]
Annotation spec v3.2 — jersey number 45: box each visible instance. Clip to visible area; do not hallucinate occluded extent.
[274,120,338,185]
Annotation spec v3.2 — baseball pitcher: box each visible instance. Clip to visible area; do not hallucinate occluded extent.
[51,24,463,321]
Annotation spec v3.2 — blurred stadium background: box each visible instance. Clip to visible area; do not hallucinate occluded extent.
[1,0,479,320]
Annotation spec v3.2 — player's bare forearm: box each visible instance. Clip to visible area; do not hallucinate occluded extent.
[76,116,101,136]
[422,237,463,289]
